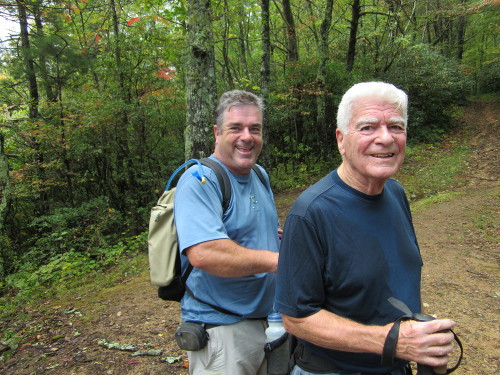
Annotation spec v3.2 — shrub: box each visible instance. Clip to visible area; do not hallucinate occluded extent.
[475,62,500,94]
[381,43,474,143]
[3,232,147,297]
[24,197,125,267]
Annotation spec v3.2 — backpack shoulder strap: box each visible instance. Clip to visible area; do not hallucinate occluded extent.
[179,157,229,296]
[200,157,231,212]
[252,164,270,190]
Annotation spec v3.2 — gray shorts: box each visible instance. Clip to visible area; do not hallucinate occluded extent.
[187,319,268,375]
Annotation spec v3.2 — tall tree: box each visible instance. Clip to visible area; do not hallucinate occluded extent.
[16,0,38,120]
[221,0,235,88]
[0,132,11,233]
[456,0,468,60]
[260,0,271,165]
[109,0,139,225]
[317,0,334,159]
[16,0,50,215]
[185,0,217,160]
[346,0,361,72]
[281,0,298,61]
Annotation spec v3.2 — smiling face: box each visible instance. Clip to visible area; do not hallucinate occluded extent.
[336,97,407,195]
[213,104,263,175]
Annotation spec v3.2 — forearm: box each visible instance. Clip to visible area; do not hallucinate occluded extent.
[283,310,456,367]
[283,310,389,354]
[186,239,278,277]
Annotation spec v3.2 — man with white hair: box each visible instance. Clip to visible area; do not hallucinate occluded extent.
[275,82,456,374]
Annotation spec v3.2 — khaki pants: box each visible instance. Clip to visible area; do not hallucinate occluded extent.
[188,319,268,375]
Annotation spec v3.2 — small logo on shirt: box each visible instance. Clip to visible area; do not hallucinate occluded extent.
[250,194,258,209]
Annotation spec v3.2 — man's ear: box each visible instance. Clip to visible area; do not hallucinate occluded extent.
[213,125,219,142]
[336,128,345,156]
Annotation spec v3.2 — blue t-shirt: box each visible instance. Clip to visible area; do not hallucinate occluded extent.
[275,170,422,373]
[174,156,280,324]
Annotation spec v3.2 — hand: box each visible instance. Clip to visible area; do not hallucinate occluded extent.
[396,318,456,366]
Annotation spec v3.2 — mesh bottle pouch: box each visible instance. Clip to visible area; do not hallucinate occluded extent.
[264,332,294,375]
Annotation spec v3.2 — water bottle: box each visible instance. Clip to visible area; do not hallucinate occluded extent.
[266,313,286,342]
[265,313,289,375]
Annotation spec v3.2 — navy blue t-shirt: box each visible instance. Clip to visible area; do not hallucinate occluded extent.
[275,170,422,373]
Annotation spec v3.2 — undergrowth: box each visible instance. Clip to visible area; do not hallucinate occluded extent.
[396,141,471,201]
[0,233,147,358]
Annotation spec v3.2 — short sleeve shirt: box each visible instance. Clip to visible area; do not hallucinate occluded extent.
[174,156,280,324]
[275,170,422,372]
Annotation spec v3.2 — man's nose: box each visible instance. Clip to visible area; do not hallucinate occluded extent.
[239,127,252,140]
[375,125,394,144]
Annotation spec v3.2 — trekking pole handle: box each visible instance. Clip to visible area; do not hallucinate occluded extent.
[413,313,447,375]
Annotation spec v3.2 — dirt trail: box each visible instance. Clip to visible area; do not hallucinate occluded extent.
[1,99,498,375]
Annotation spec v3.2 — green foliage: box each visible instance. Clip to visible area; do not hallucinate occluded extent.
[0,234,147,360]
[474,209,498,242]
[381,42,474,143]
[265,59,353,170]
[0,234,15,283]
[269,158,334,192]
[410,192,465,213]
[0,0,496,291]
[24,197,124,264]
[6,251,99,294]
[461,3,499,93]
[475,61,500,94]
[396,141,471,201]
[3,232,147,298]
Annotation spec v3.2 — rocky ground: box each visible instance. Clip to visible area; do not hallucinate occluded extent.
[0,99,498,375]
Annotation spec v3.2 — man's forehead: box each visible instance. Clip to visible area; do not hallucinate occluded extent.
[353,97,403,112]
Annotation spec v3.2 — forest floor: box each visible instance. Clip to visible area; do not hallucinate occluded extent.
[0,99,498,375]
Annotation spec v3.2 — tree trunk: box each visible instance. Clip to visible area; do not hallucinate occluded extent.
[17,0,49,215]
[33,8,58,103]
[238,20,249,79]
[185,0,217,160]
[282,0,298,61]
[17,1,39,120]
[260,0,271,166]
[0,132,12,233]
[346,0,361,72]
[456,0,467,61]
[317,0,334,159]
[110,0,141,231]
[221,0,234,88]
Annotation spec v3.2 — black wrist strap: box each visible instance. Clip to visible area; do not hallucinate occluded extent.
[383,297,463,373]
[382,317,405,366]
[382,319,464,373]
[446,330,463,373]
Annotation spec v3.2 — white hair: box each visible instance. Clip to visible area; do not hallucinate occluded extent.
[336,82,408,134]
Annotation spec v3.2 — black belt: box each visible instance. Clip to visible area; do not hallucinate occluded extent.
[294,343,410,375]
[294,343,341,373]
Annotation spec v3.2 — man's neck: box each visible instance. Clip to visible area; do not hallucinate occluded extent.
[337,164,385,195]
